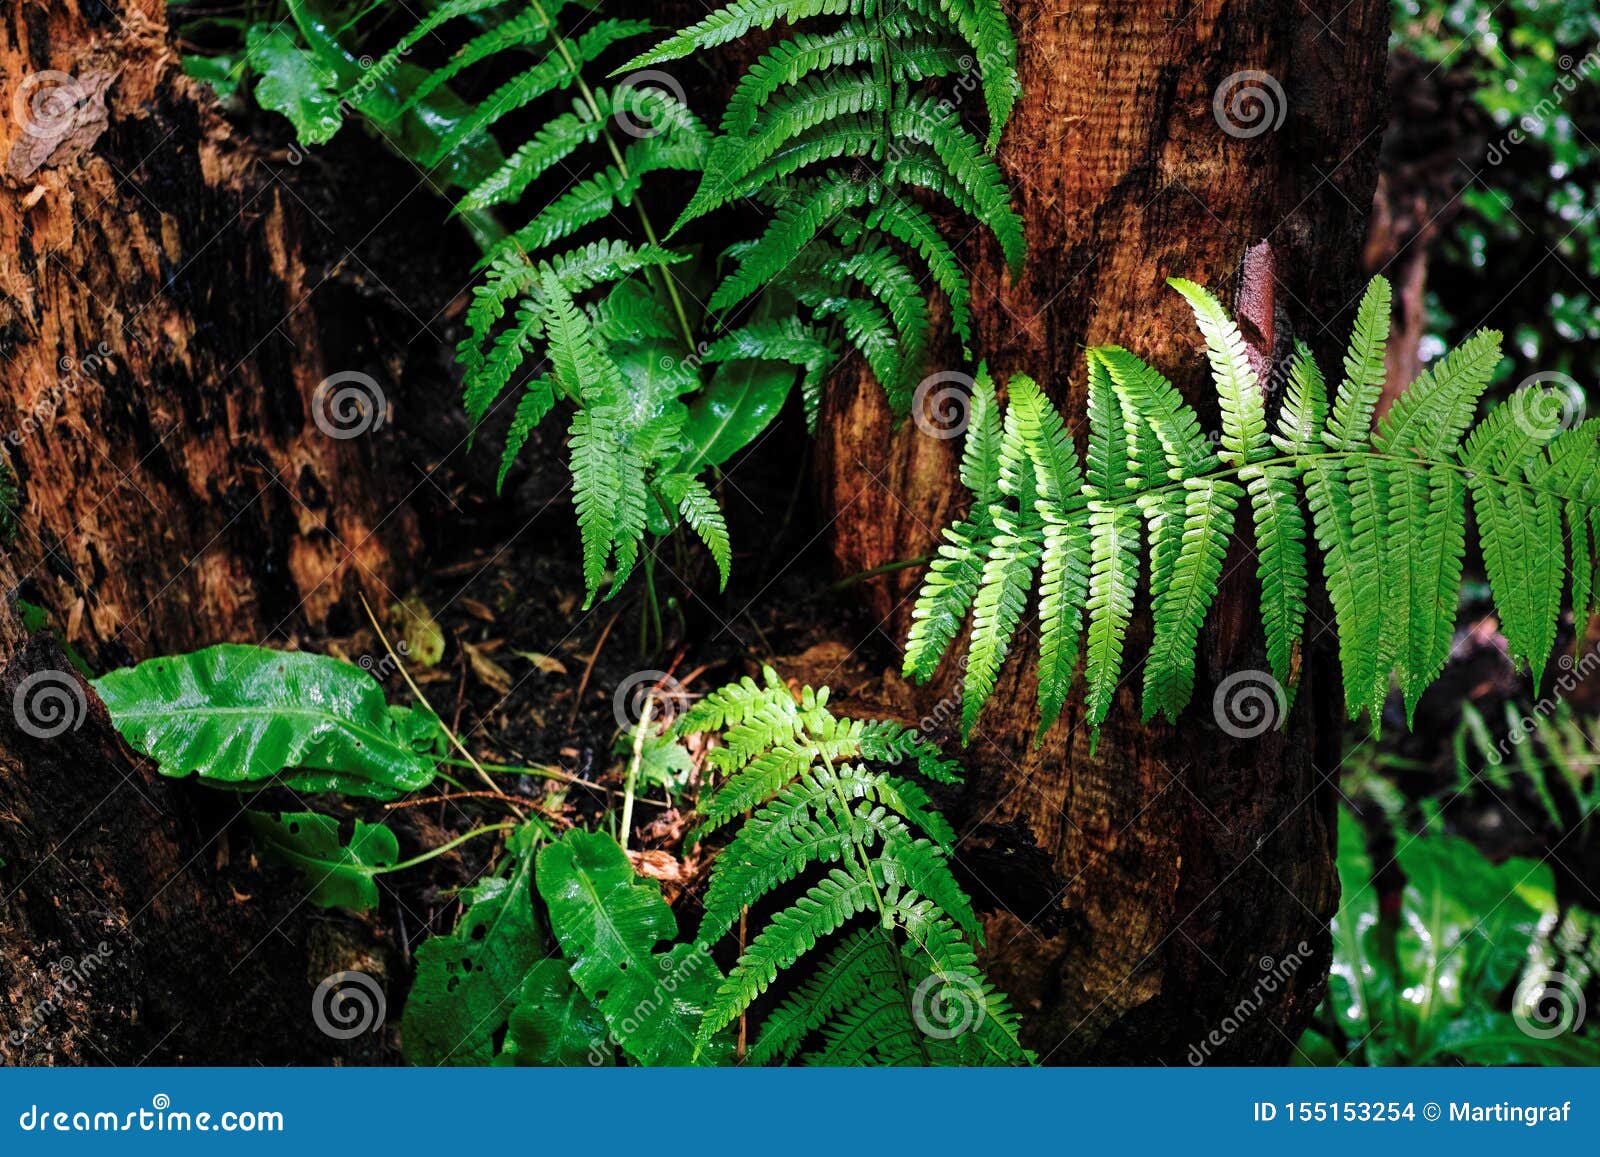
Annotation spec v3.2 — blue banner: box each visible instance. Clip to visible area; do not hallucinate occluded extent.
[2,1067,1595,1154]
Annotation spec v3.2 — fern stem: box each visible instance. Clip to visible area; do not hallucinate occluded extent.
[1092,449,1587,509]
[527,0,697,351]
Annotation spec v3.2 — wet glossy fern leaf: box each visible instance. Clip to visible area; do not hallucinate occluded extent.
[677,667,1034,1065]
[625,0,1026,405]
[907,274,1600,744]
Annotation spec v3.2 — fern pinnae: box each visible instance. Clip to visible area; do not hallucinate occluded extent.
[637,0,1022,405]
[681,673,1026,1064]
[961,517,1041,737]
[1324,276,1392,450]
[1141,478,1241,722]
[1405,467,1467,720]
[1346,460,1391,724]
[700,866,877,1039]
[1271,340,1328,456]
[1083,503,1141,734]
[1084,349,1130,495]
[1169,278,1268,467]
[748,927,899,1065]
[1096,345,1216,480]
[1035,511,1091,740]
[497,377,558,491]
[905,273,1600,737]
[1243,464,1308,697]
[1371,328,1503,458]
[659,474,732,589]
[567,410,620,606]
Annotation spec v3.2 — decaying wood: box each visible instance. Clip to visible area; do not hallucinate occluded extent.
[0,0,417,1063]
[817,0,1389,1061]
[0,0,415,672]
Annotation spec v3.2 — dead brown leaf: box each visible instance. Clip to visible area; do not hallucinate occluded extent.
[7,70,118,182]
[463,641,513,694]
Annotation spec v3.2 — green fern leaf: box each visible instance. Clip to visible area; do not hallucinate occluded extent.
[1083,503,1140,732]
[1324,276,1392,451]
[1141,479,1240,721]
[1169,278,1268,467]
[1243,464,1308,696]
[1271,341,1327,456]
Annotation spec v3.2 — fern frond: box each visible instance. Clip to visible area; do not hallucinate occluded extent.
[682,669,1025,1064]
[1324,276,1392,450]
[637,0,1021,407]
[658,474,732,589]
[905,273,1600,737]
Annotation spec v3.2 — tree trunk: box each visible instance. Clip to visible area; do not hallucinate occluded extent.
[819,1,1389,1062]
[0,0,418,1062]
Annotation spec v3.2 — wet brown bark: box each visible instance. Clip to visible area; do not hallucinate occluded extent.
[0,0,411,1062]
[818,1,1389,1062]
[1,0,414,671]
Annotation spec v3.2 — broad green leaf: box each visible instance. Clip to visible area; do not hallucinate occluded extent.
[93,644,442,800]
[244,811,397,912]
[246,24,344,145]
[674,360,794,474]
[1307,808,1590,1067]
[537,830,733,1066]
[402,824,548,1066]
[498,960,612,1067]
